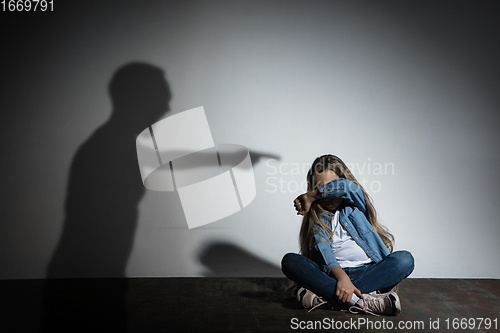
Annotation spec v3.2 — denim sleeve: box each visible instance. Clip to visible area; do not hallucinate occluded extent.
[319,178,366,214]
[312,224,339,274]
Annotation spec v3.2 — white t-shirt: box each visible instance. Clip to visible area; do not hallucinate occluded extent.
[330,210,372,268]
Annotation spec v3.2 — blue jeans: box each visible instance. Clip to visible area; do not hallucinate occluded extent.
[281,251,414,301]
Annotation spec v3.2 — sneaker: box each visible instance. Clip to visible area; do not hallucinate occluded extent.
[297,287,329,312]
[285,284,300,299]
[349,291,401,316]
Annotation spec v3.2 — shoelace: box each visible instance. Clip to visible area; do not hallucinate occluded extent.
[348,296,381,316]
[307,298,328,313]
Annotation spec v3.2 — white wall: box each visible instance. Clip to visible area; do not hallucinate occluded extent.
[1,1,499,279]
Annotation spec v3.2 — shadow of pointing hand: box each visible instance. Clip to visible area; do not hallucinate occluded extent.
[249,151,281,165]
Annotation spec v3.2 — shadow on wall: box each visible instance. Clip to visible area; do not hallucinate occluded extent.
[199,241,284,277]
[198,242,294,307]
[42,62,172,332]
[41,61,282,331]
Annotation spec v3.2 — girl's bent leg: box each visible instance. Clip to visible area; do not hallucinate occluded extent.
[350,250,415,294]
[281,253,337,301]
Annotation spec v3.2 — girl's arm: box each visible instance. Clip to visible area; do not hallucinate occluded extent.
[294,178,366,215]
[312,226,362,303]
[331,266,362,303]
[319,178,367,214]
[293,189,321,215]
[312,226,339,274]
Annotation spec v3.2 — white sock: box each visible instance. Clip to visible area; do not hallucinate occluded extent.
[349,294,360,305]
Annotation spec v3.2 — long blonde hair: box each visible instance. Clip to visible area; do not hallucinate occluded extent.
[299,155,394,259]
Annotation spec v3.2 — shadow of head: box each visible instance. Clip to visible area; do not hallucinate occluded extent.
[198,241,283,277]
[109,62,171,126]
[198,242,295,306]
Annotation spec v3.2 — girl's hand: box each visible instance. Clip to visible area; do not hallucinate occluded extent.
[336,277,362,303]
[294,189,320,215]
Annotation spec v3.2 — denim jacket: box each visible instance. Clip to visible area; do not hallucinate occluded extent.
[311,178,390,275]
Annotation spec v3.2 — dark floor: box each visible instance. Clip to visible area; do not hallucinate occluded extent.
[1,278,499,332]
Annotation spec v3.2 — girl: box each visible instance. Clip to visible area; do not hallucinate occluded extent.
[281,155,414,315]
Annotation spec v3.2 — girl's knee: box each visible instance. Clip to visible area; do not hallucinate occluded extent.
[281,252,299,270]
[393,250,414,274]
